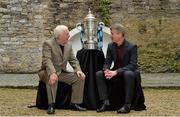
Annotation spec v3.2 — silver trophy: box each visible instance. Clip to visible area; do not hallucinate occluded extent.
[76,8,104,49]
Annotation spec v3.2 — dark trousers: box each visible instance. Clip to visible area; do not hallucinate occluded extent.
[96,70,135,105]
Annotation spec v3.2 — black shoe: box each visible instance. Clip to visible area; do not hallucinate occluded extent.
[96,104,110,112]
[47,103,55,114]
[70,103,87,111]
[117,105,130,114]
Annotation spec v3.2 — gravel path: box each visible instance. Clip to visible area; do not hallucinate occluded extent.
[0,88,180,116]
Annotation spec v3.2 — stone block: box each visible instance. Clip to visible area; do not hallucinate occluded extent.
[0,8,10,13]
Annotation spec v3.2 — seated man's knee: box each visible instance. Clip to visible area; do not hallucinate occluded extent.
[96,71,103,78]
[76,75,85,84]
[123,71,135,78]
[96,71,104,83]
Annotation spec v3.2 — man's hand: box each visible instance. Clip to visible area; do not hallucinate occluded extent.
[48,72,58,85]
[104,69,110,79]
[104,70,118,80]
[77,71,86,80]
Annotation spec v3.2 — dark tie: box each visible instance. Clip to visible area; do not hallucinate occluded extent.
[59,45,64,54]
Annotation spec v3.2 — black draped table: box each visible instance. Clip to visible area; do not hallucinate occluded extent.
[76,49,105,109]
[36,81,71,109]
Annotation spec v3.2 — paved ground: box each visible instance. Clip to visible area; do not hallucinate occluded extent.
[0,73,179,88]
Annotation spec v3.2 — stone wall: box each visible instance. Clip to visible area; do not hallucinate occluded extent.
[0,0,46,73]
[0,0,179,73]
[0,0,91,73]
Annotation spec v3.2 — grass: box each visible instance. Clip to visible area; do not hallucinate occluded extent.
[0,88,180,116]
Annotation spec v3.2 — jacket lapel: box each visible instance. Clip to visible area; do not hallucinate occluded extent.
[53,38,63,58]
[122,40,129,62]
[111,43,117,62]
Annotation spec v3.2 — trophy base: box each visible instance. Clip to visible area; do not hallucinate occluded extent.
[83,40,98,49]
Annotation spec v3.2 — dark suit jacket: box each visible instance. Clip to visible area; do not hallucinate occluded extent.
[103,39,138,74]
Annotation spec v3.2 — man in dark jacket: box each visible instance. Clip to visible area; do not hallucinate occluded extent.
[96,23,146,113]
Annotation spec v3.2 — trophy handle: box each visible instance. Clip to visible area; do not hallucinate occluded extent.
[76,23,83,31]
[76,22,81,27]
[98,22,105,26]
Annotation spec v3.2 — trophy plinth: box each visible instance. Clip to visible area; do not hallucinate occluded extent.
[84,40,97,49]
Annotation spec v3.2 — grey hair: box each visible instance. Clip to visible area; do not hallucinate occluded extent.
[110,23,126,37]
[54,25,68,38]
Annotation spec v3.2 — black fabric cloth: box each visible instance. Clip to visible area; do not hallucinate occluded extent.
[76,49,105,110]
[36,81,71,109]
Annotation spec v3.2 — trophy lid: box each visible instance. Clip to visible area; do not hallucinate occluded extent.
[85,8,96,21]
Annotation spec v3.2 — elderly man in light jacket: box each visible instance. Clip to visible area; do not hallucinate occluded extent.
[39,25,86,114]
